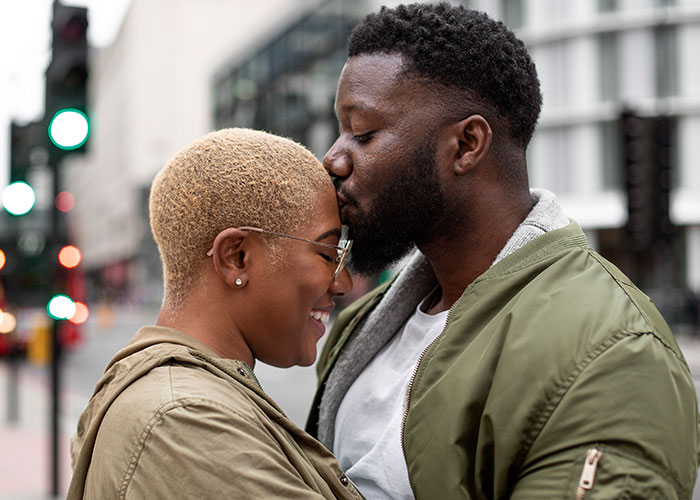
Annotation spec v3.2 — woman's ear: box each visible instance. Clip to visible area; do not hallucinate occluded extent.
[210,228,249,289]
[451,114,492,176]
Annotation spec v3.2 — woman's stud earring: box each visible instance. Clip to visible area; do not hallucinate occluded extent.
[235,278,243,286]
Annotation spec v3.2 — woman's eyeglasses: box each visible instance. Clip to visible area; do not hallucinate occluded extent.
[207,226,353,280]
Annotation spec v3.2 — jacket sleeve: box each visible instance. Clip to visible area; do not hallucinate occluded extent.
[120,400,329,500]
[509,333,699,500]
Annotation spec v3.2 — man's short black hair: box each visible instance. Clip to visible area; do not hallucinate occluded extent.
[348,2,542,148]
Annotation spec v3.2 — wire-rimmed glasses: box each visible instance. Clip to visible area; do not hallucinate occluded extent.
[207,226,352,280]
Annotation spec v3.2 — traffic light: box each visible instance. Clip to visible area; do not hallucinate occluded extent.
[47,294,75,320]
[620,111,674,253]
[10,120,47,182]
[1,182,36,216]
[45,1,89,162]
[651,116,673,242]
[48,108,89,151]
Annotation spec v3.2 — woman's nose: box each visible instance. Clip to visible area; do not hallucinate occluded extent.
[323,140,352,179]
[329,267,352,297]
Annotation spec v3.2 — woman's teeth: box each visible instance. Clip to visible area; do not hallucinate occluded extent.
[310,310,330,323]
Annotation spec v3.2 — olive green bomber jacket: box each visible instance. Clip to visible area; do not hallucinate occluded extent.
[308,222,700,499]
[68,326,362,500]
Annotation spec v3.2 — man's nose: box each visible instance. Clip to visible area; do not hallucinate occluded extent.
[323,140,352,179]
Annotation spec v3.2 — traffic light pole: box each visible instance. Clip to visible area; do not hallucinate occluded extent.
[50,161,63,498]
[45,3,89,495]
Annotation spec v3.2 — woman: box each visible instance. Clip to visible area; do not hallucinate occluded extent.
[67,128,361,499]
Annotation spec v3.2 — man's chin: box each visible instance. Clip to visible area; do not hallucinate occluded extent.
[346,242,414,277]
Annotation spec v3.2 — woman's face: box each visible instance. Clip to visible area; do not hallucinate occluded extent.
[242,186,352,367]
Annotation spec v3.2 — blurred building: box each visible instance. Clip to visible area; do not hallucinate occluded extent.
[65,0,700,327]
[62,0,320,304]
[492,0,700,325]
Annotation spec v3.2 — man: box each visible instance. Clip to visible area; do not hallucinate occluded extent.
[307,3,699,499]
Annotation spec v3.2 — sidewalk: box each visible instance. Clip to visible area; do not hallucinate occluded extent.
[0,361,80,500]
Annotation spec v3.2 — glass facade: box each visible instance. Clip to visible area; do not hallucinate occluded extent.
[213,0,364,157]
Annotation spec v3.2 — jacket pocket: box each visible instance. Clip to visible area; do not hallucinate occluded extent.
[567,444,684,500]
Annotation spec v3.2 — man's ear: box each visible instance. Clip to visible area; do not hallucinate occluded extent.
[210,228,250,289]
[450,114,492,176]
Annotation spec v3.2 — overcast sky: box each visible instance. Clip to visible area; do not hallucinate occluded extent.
[0,0,132,190]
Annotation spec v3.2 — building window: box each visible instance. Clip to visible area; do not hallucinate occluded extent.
[655,26,678,98]
[600,119,622,189]
[599,32,618,102]
[598,0,617,12]
[501,0,524,30]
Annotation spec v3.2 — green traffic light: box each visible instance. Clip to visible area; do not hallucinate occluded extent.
[1,181,36,216]
[47,294,76,320]
[48,108,90,150]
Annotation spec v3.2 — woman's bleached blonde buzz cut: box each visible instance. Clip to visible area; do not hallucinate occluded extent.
[149,128,333,306]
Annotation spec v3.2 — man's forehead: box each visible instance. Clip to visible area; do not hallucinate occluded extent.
[336,53,417,112]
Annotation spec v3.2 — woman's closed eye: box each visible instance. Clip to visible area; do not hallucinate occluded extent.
[318,251,336,263]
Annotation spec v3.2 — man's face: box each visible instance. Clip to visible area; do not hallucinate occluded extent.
[323,54,446,275]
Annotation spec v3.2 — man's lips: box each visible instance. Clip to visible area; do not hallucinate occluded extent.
[335,189,356,220]
[336,190,350,207]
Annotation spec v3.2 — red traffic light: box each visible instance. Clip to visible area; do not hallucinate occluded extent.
[59,14,87,42]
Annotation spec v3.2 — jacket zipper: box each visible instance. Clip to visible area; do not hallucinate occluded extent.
[400,306,453,489]
[576,448,602,500]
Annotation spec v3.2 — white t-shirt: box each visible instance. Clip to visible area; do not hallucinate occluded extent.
[333,299,448,500]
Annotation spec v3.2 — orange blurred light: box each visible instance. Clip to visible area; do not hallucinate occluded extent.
[69,301,89,325]
[0,311,17,334]
[0,249,5,270]
[55,191,75,212]
[58,245,82,268]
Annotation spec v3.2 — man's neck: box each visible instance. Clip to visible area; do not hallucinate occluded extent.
[420,196,533,314]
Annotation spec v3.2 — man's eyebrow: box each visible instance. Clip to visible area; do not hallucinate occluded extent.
[338,102,379,114]
[315,228,342,242]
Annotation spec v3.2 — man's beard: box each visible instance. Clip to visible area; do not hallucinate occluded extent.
[341,138,446,276]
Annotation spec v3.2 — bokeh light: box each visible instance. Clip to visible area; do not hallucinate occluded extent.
[48,109,90,150]
[55,191,75,212]
[0,311,17,334]
[58,245,82,268]
[1,181,36,216]
[69,301,90,325]
[47,294,76,320]
[0,249,5,270]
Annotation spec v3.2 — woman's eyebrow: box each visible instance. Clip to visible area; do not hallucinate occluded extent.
[314,228,342,242]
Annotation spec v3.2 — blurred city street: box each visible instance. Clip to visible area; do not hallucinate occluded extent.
[1,306,699,499]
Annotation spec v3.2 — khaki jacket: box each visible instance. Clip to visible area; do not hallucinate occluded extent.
[68,326,362,500]
[309,222,700,499]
